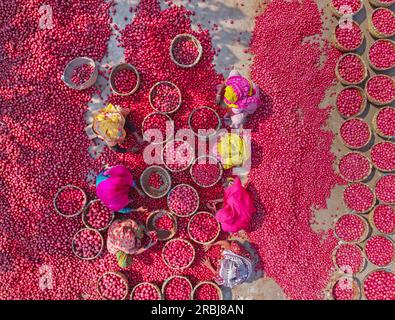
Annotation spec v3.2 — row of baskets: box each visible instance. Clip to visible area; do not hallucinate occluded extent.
[140,156,223,200]
[62,33,203,91]
[97,272,223,300]
[327,268,395,300]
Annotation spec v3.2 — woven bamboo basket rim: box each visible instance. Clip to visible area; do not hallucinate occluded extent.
[190,155,224,188]
[368,0,395,7]
[148,81,182,114]
[335,85,367,119]
[170,33,203,68]
[188,106,222,140]
[109,63,140,96]
[162,139,195,173]
[335,53,368,86]
[332,242,367,274]
[333,214,370,244]
[339,118,372,150]
[332,22,364,52]
[337,151,373,183]
[343,182,377,214]
[146,209,178,241]
[327,274,361,300]
[370,141,395,173]
[71,227,104,261]
[361,268,395,300]
[140,165,172,199]
[142,112,174,145]
[192,281,223,300]
[368,7,395,39]
[365,75,395,106]
[162,275,193,300]
[62,57,98,90]
[372,107,395,140]
[97,271,129,300]
[329,0,363,18]
[362,234,395,267]
[367,39,395,71]
[375,174,395,205]
[130,282,163,300]
[82,199,115,232]
[53,184,87,218]
[162,238,196,270]
[187,211,221,245]
[167,183,200,217]
[368,204,395,235]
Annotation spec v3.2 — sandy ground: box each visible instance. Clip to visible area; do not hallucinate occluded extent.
[84,0,394,300]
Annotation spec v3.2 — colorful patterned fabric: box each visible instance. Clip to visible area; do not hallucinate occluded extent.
[107,219,142,255]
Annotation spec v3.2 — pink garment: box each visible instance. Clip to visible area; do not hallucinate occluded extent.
[215,177,256,233]
[224,71,261,113]
[96,165,134,212]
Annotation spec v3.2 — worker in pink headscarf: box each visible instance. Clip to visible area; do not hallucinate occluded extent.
[96,165,147,214]
[216,70,261,129]
[207,177,255,233]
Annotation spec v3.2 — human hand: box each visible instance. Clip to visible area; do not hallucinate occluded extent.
[137,206,148,213]
[203,244,211,252]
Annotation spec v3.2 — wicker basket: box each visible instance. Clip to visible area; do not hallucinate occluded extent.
[62,57,98,90]
[327,274,361,300]
[367,40,395,71]
[187,212,221,245]
[362,234,395,267]
[149,81,182,114]
[372,107,395,140]
[375,175,395,205]
[334,214,371,244]
[146,210,177,241]
[162,139,195,173]
[109,63,140,96]
[192,281,223,300]
[82,199,115,232]
[335,85,367,118]
[370,142,395,173]
[162,275,193,300]
[339,118,372,150]
[130,282,162,300]
[343,183,377,214]
[331,243,367,274]
[140,166,172,199]
[368,8,395,39]
[190,155,224,188]
[361,268,395,300]
[365,75,395,106]
[332,22,364,52]
[335,53,368,86]
[188,106,222,140]
[170,34,203,68]
[167,184,200,217]
[368,205,395,235]
[162,238,196,270]
[329,0,363,18]
[337,151,373,183]
[97,271,129,300]
[142,112,174,145]
[71,228,104,261]
[368,0,395,7]
[53,185,87,218]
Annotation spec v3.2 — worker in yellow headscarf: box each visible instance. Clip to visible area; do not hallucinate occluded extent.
[216,70,261,129]
[213,132,250,170]
[92,104,144,153]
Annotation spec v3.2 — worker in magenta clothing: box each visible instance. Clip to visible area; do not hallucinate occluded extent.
[207,177,255,233]
[96,165,147,214]
[216,70,261,129]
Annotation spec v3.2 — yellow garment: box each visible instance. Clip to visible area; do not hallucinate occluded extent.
[224,86,238,109]
[93,104,127,146]
[217,133,250,170]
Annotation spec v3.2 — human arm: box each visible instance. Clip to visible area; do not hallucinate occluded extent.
[202,257,217,275]
[215,83,226,105]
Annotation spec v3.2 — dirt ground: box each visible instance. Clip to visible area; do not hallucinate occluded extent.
[86,0,394,300]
